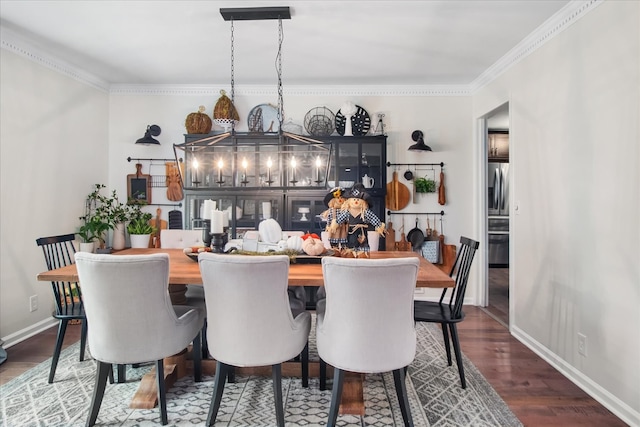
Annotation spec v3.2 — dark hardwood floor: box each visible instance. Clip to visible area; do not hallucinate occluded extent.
[486,267,509,326]
[0,308,626,426]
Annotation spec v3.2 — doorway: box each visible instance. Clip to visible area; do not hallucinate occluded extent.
[484,103,510,327]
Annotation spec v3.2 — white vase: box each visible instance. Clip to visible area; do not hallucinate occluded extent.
[79,242,94,253]
[112,223,126,250]
[130,234,151,249]
[343,114,354,136]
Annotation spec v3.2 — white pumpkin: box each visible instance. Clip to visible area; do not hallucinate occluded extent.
[258,218,282,244]
[286,235,304,252]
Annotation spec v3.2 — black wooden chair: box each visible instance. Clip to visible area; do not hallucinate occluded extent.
[36,233,88,383]
[413,236,479,389]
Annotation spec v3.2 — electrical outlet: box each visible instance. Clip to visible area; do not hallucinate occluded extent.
[578,333,587,357]
[414,288,425,294]
[29,295,38,312]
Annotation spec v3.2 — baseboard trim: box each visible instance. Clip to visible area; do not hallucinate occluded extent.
[1,318,58,349]
[511,325,639,426]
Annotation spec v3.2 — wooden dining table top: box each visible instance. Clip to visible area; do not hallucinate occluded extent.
[37,248,454,288]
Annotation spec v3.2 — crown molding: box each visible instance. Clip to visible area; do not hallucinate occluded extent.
[2,0,601,97]
[108,84,471,97]
[0,26,110,93]
[469,0,603,93]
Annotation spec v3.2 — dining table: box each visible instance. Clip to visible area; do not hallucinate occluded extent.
[37,248,454,415]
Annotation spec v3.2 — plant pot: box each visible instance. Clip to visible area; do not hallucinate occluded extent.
[112,223,126,250]
[79,242,94,253]
[130,234,151,249]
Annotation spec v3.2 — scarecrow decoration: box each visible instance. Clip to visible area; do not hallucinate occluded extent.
[321,187,348,247]
[327,183,386,253]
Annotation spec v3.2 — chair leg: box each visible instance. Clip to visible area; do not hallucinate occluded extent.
[201,321,209,359]
[155,359,168,425]
[327,368,345,427]
[108,365,114,384]
[207,361,228,426]
[441,322,452,366]
[117,364,127,383]
[48,319,68,383]
[192,331,202,382]
[319,358,327,391]
[79,319,88,362]
[272,364,285,427]
[393,368,414,427]
[301,342,309,388]
[449,324,466,389]
[86,361,110,427]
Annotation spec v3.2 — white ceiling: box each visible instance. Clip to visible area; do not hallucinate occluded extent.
[0,1,570,87]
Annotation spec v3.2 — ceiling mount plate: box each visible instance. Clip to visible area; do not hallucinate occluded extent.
[220,7,291,21]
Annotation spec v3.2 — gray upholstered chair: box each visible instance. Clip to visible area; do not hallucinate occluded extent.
[317,257,420,427]
[75,252,205,426]
[198,253,311,427]
[160,229,209,358]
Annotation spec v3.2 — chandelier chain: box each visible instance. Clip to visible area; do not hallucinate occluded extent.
[230,18,235,131]
[276,17,284,132]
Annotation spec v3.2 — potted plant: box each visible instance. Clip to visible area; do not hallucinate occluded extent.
[127,207,155,248]
[414,177,437,193]
[79,184,135,252]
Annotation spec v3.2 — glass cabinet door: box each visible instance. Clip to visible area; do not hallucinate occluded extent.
[287,197,327,234]
[234,195,282,238]
[360,141,383,190]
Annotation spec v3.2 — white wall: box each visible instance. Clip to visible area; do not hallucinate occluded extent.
[0,50,109,342]
[473,1,639,423]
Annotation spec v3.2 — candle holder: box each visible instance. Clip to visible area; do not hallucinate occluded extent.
[209,233,228,253]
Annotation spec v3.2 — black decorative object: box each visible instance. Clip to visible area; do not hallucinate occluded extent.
[220,6,290,21]
[135,125,161,145]
[408,130,432,152]
[304,107,335,136]
[335,105,371,136]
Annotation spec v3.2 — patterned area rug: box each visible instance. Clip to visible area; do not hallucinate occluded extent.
[0,321,522,426]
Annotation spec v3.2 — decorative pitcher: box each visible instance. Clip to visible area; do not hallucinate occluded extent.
[362,174,374,189]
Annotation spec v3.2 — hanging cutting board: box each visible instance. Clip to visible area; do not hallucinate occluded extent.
[149,208,167,248]
[385,171,410,211]
[385,221,396,251]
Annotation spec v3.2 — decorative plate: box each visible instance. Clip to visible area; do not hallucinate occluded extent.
[247,104,280,133]
[304,107,335,136]
[335,105,371,136]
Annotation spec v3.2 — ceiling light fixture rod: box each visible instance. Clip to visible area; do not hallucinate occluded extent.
[220,7,291,21]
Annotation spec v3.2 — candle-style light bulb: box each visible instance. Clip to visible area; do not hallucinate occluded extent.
[315,156,322,183]
[290,157,297,184]
[192,158,199,184]
[241,158,248,183]
[217,159,224,184]
[266,157,273,184]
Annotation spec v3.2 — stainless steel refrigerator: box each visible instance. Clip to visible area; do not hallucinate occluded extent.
[488,162,509,266]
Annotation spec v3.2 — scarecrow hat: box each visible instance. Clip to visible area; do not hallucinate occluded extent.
[345,183,373,208]
[323,187,345,207]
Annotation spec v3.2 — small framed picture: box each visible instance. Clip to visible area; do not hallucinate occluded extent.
[127,171,152,204]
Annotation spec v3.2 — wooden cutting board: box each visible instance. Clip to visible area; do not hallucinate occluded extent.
[385,221,396,251]
[385,171,410,211]
[149,208,167,248]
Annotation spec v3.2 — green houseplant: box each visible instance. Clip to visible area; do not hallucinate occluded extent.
[79,184,135,251]
[414,177,436,193]
[127,206,156,248]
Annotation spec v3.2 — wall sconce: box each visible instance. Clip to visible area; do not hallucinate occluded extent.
[136,125,161,145]
[408,130,432,152]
